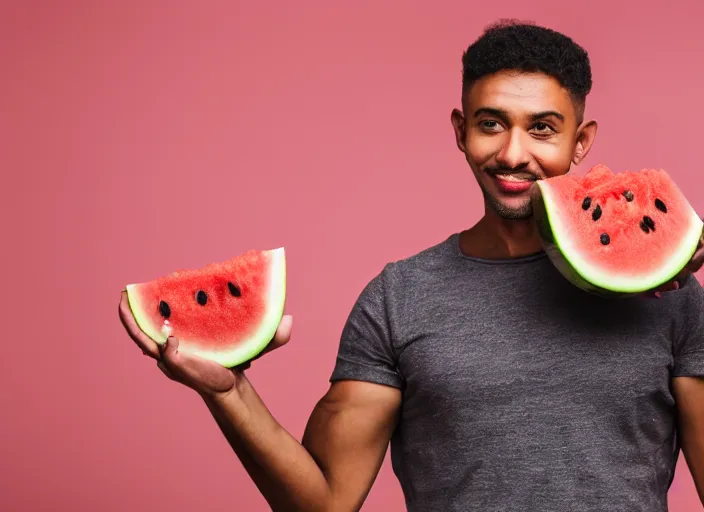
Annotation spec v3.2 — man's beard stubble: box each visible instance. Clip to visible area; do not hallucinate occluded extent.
[478,181,534,220]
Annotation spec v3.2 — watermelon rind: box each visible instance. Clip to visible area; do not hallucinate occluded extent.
[125,248,287,368]
[532,182,703,297]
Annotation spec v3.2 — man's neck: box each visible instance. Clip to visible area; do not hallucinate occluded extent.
[459,211,544,260]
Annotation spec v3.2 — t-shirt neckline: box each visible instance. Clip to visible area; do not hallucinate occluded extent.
[448,232,548,265]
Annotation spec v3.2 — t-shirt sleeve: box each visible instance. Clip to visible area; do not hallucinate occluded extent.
[330,266,404,389]
[673,273,704,378]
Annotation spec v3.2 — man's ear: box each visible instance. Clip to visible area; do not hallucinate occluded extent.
[573,119,598,165]
[451,108,468,153]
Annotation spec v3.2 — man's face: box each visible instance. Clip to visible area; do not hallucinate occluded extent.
[451,70,595,219]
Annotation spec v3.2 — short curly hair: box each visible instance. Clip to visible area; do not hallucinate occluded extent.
[462,20,592,118]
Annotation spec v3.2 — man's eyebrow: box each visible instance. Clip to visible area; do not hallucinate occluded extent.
[472,107,565,122]
[473,107,509,121]
[531,110,565,122]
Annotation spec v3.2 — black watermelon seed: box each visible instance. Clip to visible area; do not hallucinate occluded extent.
[622,190,634,202]
[640,220,650,233]
[158,300,171,319]
[228,281,241,297]
[582,197,592,210]
[643,215,655,231]
[600,233,610,245]
[196,290,208,305]
[655,198,667,213]
[592,205,602,221]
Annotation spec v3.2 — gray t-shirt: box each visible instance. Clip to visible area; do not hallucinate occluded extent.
[330,233,704,512]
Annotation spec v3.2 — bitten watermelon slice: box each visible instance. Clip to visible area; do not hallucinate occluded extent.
[125,248,286,367]
[532,165,703,296]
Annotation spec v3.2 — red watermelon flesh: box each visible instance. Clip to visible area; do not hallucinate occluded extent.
[532,165,703,296]
[125,248,286,367]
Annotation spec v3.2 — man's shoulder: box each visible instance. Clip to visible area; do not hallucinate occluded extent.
[384,233,458,276]
[665,273,704,309]
[668,272,704,322]
[359,233,459,301]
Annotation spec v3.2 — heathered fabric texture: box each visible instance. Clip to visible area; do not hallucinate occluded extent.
[330,233,704,511]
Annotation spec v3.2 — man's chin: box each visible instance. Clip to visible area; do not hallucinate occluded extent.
[487,196,534,220]
[477,180,536,220]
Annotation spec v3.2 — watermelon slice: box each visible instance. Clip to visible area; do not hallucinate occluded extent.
[532,165,703,297]
[125,248,286,367]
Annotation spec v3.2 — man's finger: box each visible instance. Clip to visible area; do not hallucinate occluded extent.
[160,337,236,394]
[643,279,679,299]
[258,314,294,357]
[655,281,679,293]
[118,290,160,359]
[687,246,704,273]
[230,316,294,372]
[235,361,252,371]
[160,335,180,363]
[275,314,294,344]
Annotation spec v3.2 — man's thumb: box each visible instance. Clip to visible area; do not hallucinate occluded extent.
[272,314,293,348]
[160,336,180,364]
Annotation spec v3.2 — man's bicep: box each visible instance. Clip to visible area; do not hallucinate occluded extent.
[302,380,402,511]
[673,376,704,504]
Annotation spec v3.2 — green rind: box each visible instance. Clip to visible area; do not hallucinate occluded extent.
[532,183,703,297]
[125,248,287,368]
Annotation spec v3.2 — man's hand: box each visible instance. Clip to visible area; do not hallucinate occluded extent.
[117,290,400,512]
[647,233,704,298]
[118,290,294,397]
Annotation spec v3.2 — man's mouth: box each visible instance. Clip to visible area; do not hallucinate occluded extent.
[488,171,538,193]
[490,171,538,182]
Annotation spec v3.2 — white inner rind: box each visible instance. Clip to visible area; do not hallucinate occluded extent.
[126,248,287,368]
[125,283,167,343]
[537,182,703,293]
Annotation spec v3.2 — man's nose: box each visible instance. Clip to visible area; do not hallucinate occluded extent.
[496,128,530,170]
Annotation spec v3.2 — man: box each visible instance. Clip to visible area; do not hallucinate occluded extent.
[119,20,704,511]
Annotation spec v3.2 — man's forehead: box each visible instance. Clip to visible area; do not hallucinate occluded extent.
[465,71,575,119]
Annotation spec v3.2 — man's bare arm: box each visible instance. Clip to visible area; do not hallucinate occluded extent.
[120,291,401,511]
[202,377,401,512]
[302,380,401,511]
[673,375,704,506]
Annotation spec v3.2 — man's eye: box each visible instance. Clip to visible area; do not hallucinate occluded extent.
[480,120,501,130]
[532,122,554,133]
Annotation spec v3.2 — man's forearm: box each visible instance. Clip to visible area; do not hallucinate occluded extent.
[202,374,330,512]
[673,376,704,506]
[683,437,704,506]
[684,440,704,506]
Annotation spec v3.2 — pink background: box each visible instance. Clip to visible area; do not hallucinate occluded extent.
[2,1,703,510]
